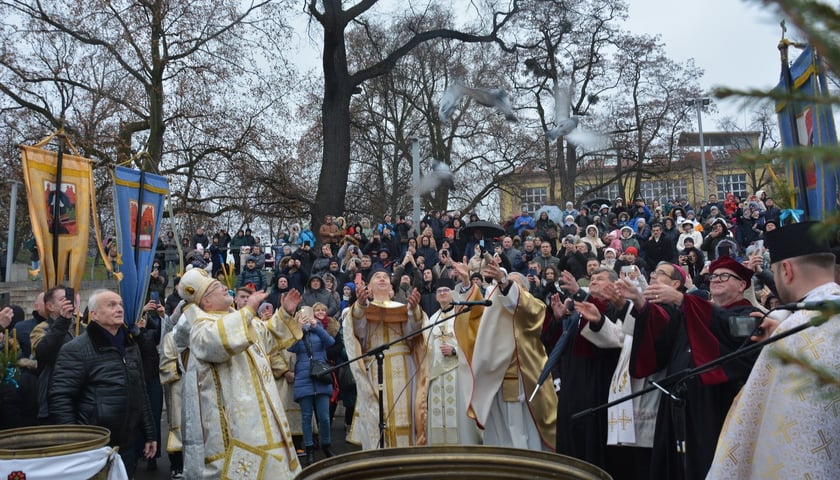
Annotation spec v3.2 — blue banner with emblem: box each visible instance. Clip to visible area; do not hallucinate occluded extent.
[775,45,839,221]
[113,166,169,324]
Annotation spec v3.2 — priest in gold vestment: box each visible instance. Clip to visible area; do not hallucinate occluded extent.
[453,262,556,451]
[178,268,303,479]
[343,268,429,449]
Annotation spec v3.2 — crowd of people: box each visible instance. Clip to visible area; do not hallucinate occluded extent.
[0,191,838,480]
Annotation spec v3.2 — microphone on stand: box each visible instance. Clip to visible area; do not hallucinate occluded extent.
[451,299,492,307]
[777,299,840,311]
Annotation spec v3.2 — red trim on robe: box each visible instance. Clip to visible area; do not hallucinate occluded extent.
[630,302,671,378]
[682,296,751,385]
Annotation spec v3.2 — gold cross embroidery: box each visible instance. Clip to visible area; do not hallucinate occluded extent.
[765,459,783,480]
[798,333,825,360]
[608,412,619,432]
[726,442,741,465]
[825,392,840,418]
[773,414,798,444]
[810,429,834,460]
[783,377,808,402]
[618,409,632,430]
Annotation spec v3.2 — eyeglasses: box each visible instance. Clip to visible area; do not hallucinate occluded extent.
[708,272,742,282]
[436,288,451,294]
[649,269,678,281]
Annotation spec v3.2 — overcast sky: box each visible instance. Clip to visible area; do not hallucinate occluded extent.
[289,1,797,130]
[623,0,789,129]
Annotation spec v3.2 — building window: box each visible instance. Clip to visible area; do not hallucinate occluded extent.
[521,187,547,212]
[575,183,622,202]
[640,179,688,203]
[716,174,747,199]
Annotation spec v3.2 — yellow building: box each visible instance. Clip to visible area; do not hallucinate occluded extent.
[500,131,770,219]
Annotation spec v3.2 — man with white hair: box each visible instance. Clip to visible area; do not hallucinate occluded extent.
[50,289,156,477]
[453,262,557,450]
[178,268,303,479]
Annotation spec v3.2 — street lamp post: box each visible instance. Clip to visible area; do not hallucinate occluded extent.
[5,181,20,282]
[686,98,711,201]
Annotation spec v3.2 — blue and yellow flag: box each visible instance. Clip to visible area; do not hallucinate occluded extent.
[113,166,168,324]
[775,45,839,221]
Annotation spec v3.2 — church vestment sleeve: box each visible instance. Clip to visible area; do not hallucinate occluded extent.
[266,307,303,350]
[159,332,180,385]
[190,307,260,363]
[581,315,625,349]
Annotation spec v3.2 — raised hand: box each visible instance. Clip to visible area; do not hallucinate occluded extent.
[280,289,302,316]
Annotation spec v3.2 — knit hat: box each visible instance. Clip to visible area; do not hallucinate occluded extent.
[178,269,218,305]
[624,246,638,256]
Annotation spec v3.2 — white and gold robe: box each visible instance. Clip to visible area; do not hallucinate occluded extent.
[272,350,303,435]
[342,300,429,449]
[183,304,302,480]
[425,307,481,445]
[708,282,840,479]
[159,331,186,454]
[455,282,557,451]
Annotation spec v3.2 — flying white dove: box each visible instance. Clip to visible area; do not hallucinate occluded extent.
[546,83,577,142]
[439,79,518,124]
[410,160,454,196]
[546,82,610,150]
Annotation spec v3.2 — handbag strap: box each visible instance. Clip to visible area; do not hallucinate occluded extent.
[303,329,314,359]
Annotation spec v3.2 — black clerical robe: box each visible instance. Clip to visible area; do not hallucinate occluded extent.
[629,295,759,480]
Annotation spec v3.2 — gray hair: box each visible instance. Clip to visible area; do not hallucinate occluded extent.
[508,272,529,290]
[591,267,619,281]
[87,289,115,313]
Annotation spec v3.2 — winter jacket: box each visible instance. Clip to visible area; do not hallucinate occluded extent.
[49,321,155,448]
[301,277,340,317]
[237,265,267,291]
[288,325,335,401]
[35,316,84,419]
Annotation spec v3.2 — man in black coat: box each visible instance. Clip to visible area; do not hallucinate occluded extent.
[49,289,156,476]
[32,285,80,423]
[643,223,676,271]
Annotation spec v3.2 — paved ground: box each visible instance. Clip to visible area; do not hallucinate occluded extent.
[135,404,360,479]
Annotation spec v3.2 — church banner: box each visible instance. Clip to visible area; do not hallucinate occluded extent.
[20,140,99,293]
[776,45,840,221]
[113,166,168,325]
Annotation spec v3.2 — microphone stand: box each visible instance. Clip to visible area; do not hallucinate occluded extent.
[321,304,472,449]
[571,309,822,421]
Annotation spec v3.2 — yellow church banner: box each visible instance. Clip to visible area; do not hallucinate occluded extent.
[20,133,110,292]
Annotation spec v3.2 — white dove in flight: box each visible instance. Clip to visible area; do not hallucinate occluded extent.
[439,79,518,124]
[546,82,609,150]
[410,160,454,196]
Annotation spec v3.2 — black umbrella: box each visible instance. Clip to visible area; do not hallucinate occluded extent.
[586,197,612,211]
[529,310,580,402]
[461,220,505,239]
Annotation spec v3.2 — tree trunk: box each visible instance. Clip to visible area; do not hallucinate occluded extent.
[313,13,353,231]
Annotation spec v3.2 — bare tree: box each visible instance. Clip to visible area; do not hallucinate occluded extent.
[305,0,520,230]
[716,107,780,195]
[605,33,704,200]
[0,0,305,232]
